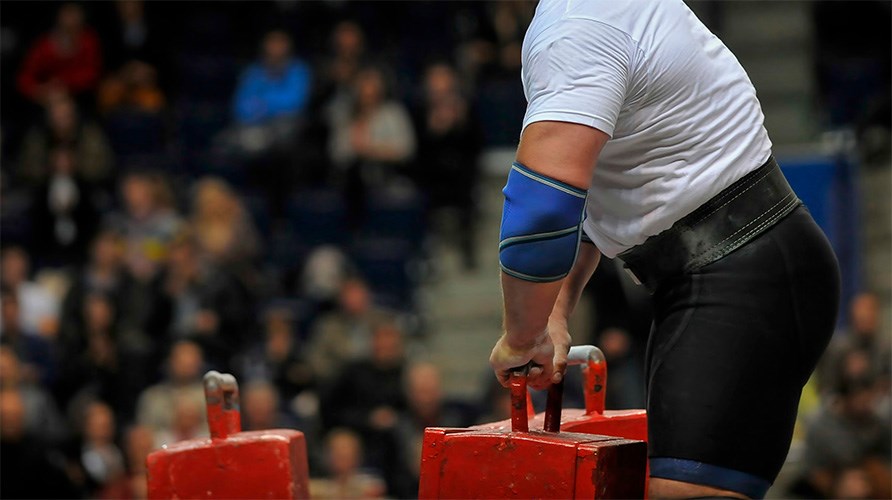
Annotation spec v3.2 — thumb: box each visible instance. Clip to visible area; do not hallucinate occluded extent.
[552,344,569,383]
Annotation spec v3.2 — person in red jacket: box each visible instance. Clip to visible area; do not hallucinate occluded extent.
[17,3,102,104]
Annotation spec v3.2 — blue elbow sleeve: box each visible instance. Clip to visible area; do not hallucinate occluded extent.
[499,162,587,282]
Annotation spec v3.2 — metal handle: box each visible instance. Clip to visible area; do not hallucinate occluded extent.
[204,371,241,439]
[508,365,564,434]
[567,345,608,415]
[507,345,608,434]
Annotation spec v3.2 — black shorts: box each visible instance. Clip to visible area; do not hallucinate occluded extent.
[645,205,840,498]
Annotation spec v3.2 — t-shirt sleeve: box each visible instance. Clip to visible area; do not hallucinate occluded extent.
[522,18,634,137]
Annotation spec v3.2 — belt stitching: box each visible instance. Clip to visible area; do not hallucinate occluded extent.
[687,192,794,262]
[681,167,776,232]
[687,195,799,270]
[622,166,777,262]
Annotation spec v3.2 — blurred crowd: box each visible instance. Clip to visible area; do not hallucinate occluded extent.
[0,1,889,499]
[0,1,531,498]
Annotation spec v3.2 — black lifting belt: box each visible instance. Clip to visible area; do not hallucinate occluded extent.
[617,156,801,293]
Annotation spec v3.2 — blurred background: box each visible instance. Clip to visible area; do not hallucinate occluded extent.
[0,1,888,498]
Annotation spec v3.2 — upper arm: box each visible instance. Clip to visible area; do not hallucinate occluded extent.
[518,17,635,187]
[516,121,609,190]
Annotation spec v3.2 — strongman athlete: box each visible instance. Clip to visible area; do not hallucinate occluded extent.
[488,1,840,498]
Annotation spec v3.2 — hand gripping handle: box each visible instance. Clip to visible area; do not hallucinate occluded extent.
[203,371,241,439]
[508,345,607,434]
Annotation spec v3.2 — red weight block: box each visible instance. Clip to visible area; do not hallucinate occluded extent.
[146,371,310,499]
[418,358,647,499]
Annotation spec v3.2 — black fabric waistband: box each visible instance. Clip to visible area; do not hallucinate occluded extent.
[617,156,801,293]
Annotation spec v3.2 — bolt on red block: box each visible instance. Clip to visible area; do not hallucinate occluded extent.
[146,371,310,499]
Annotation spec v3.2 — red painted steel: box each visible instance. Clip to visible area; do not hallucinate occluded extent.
[146,371,310,499]
[532,347,650,495]
[418,363,647,499]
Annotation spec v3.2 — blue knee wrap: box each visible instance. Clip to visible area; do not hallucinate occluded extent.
[499,162,587,282]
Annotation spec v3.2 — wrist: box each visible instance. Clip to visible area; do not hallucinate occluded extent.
[502,329,548,351]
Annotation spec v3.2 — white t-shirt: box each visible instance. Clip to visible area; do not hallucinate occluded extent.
[521,0,773,258]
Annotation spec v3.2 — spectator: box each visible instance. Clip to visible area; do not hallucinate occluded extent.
[307,278,392,382]
[328,65,415,222]
[135,340,207,439]
[152,393,207,448]
[0,346,67,445]
[309,428,386,499]
[396,362,470,495]
[56,292,144,420]
[31,146,102,266]
[798,375,891,499]
[322,319,408,496]
[0,287,57,388]
[414,62,483,269]
[818,292,891,394]
[233,30,312,127]
[16,3,102,104]
[318,21,366,113]
[0,246,60,337]
[109,171,183,281]
[190,177,260,271]
[122,424,155,498]
[74,400,128,498]
[597,327,645,410]
[18,93,114,186]
[98,60,166,116]
[102,0,168,73]
[0,389,81,499]
[159,230,254,364]
[241,380,296,431]
[236,305,315,408]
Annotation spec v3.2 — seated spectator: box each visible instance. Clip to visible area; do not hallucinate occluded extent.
[159,230,254,365]
[16,3,102,104]
[108,171,183,281]
[241,380,296,431]
[327,65,415,222]
[31,146,102,266]
[233,30,312,127]
[414,62,483,269]
[152,393,207,448]
[235,305,315,409]
[190,177,260,271]
[310,428,386,499]
[307,278,393,382]
[135,340,207,440]
[102,0,169,75]
[322,319,408,496]
[318,21,367,112]
[0,288,57,387]
[122,424,155,499]
[0,346,66,445]
[56,291,147,419]
[0,389,80,499]
[0,246,60,338]
[396,362,470,495]
[798,375,891,499]
[818,292,891,394]
[18,93,114,187]
[61,230,130,338]
[98,60,166,116]
[597,327,645,410]
[73,400,128,498]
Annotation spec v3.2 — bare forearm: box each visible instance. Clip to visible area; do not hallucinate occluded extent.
[500,273,563,347]
[551,243,600,324]
[501,243,600,346]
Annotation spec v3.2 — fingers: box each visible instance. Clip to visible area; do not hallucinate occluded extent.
[551,343,570,384]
